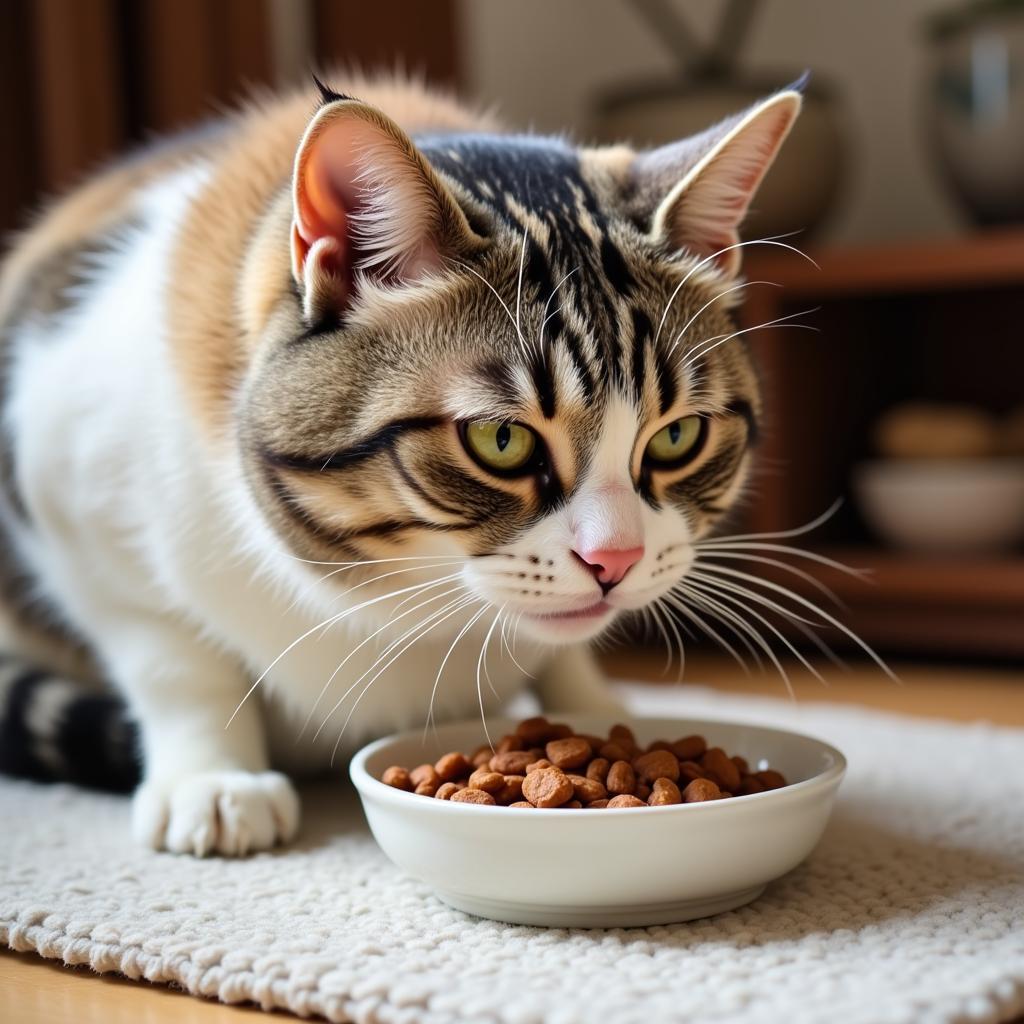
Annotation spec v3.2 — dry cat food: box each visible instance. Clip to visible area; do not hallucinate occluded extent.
[379,717,788,808]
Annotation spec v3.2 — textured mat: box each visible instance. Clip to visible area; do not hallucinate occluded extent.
[2,685,1023,1024]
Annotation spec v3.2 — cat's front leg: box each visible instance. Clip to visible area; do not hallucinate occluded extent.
[104,617,299,856]
[534,644,626,715]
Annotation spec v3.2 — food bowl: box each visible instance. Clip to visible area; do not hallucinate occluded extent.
[854,458,1024,554]
[350,715,845,927]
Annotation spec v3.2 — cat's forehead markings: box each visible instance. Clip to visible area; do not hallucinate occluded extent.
[569,183,603,247]
[503,196,550,247]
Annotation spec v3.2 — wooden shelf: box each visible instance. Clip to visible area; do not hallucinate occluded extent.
[740,546,1024,660]
[732,230,1024,659]
[744,226,1024,297]
[803,547,1024,606]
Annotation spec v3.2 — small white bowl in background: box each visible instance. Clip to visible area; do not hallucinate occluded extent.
[351,716,845,928]
[853,458,1024,555]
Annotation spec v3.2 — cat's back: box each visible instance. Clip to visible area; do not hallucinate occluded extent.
[0,76,496,341]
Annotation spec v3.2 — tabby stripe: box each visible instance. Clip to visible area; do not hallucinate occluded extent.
[630,307,651,405]
[267,470,478,551]
[262,415,445,473]
[555,316,595,400]
[654,346,677,415]
[727,399,759,445]
[388,450,468,518]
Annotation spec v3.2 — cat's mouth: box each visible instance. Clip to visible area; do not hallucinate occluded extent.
[519,600,616,641]
[526,601,611,622]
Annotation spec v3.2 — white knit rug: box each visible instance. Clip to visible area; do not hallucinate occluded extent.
[2,685,1023,1024]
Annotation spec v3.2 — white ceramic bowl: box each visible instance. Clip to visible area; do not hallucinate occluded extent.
[854,458,1024,554]
[351,715,845,927]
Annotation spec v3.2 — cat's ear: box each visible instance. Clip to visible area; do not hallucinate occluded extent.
[627,89,802,276]
[291,96,483,324]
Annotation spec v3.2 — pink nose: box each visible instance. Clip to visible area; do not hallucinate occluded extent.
[574,546,644,589]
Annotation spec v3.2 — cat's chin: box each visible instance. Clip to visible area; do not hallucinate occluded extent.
[514,600,616,644]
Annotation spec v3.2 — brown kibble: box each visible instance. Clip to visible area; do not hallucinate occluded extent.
[382,766,413,791]
[567,773,607,803]
[435,752,471,782]
[701,747,741,792]
[450,787,496,805]
[545,736,592,770]
[671,735,707,762]
[683,777,722,802]
[497,774,525,804]
[756,769,787,790]
[410,764,440,789]
[738,776,767,796]
[563,800,583,809]
[609,723,637,751]
[599,741,633,762]
[607,794,646,808]
[521,766,574,808]
[515,716,551,746]
[468,769,506,794]
[489,750,534,775]
[649,778,682,805]
[383,717,785,811]
[633,749,681,784]
[606,760,636,796]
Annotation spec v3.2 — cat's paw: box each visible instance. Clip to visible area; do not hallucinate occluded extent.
[132,770,300,856]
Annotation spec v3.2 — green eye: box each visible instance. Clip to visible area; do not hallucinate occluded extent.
[645,416,704,466]
[463,421,538,474]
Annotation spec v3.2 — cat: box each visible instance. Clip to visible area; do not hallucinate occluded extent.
[0,72,802,855]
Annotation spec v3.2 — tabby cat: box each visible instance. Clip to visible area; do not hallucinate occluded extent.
[0,73,802,854]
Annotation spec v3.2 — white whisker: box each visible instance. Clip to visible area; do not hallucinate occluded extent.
[226,574,460,728]
[695,551,845,609]
[667,280,780,357]
[297,582,466,740]
[676,581,794,696]
[313,592,475,745]
[682,308,820,370]
[475,608,505,749]
[665,588,756,674]
[425,603,490,741]
[653,233,819,348]
[687,575,824,686]
[691,563,898,681]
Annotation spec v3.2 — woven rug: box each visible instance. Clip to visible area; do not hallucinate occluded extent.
[2,684,1023,1024]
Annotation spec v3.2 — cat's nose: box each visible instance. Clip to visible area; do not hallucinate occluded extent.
[573,546,644,592]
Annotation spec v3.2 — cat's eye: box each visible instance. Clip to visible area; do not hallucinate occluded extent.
[462,421,538,475]
[644,416,705,467]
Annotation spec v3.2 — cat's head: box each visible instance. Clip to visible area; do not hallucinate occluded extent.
[244,83,801,644]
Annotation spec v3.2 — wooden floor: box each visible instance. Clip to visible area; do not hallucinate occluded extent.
[3,652,1023,1023]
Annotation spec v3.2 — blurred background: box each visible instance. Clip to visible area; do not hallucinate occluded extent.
[2,0,1022,707]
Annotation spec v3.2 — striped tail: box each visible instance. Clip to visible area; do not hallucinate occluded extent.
[0,658,140,793]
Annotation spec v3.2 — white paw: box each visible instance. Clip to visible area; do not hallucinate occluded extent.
[132,770,300,856]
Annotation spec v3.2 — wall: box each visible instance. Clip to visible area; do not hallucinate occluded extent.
[458,0,963,245]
